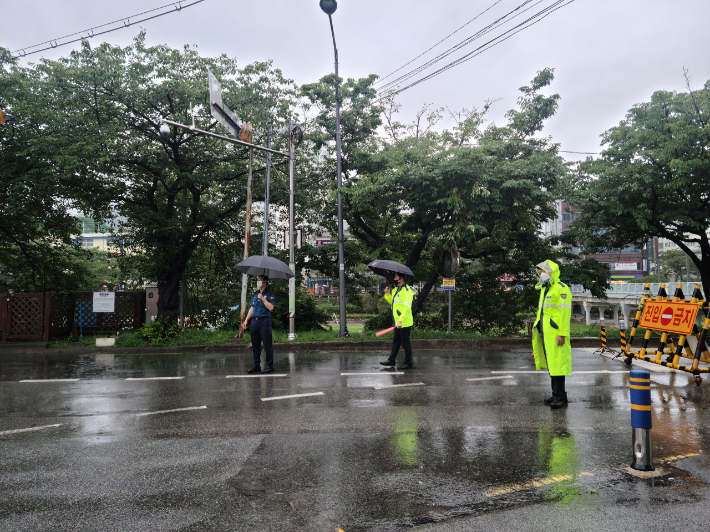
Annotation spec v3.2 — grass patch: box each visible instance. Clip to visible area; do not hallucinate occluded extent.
[570,323,663,338]
[270,327,488,343]
[49,329,238,349]
[49,323,666,349]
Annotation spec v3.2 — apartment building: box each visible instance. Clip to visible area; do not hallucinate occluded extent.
[543,201,649,279]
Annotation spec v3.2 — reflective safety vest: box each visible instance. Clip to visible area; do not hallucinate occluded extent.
[532,259,573,376]
[384,284,415,327]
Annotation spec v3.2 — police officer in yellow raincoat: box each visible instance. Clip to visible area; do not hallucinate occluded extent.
[532,260,572,408]
[379,272,416,370]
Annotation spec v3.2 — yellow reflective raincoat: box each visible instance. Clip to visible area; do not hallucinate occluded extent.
[384,284,415,327]
[532,260,572,376]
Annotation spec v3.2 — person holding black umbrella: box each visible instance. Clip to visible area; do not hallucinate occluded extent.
[379,272,416,370]
[234,255,295,374]
[241,275,276,374]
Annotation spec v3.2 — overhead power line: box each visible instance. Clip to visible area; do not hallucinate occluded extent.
[384,0,576,97]
[378,0,539,91]
[377,0,506,85]
[11,0,206,58]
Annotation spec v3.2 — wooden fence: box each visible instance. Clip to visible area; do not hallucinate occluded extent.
[0,292,144,342]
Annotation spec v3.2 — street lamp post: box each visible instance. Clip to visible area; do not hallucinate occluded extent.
[320,0,349,337]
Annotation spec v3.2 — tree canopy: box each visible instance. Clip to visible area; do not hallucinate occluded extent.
[0,48,95,292]
[304,68,607,309]
[18,34,316,319]
[2,34,617,334]
[564,75,710,296]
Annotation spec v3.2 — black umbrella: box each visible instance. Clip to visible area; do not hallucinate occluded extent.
[233,255,295,279]
[367,259,413,278]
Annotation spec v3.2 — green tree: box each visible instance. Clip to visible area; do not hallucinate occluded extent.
[0,48,96,292]
[343,69,602,311]
[31,34,313,321]
[564,75,710,296]
[660,249,701,282]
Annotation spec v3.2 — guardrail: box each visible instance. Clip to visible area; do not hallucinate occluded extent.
[570,282,701,296]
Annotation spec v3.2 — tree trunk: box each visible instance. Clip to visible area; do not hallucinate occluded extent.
[412,268,439,316]
[157,259,189,323]
[699,254,710,305]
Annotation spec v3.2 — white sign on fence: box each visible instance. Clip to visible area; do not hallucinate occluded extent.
[93,291,115,313]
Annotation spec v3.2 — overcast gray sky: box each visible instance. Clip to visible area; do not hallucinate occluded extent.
[4,0,710,160]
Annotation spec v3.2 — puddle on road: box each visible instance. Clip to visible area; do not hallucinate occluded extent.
[0,352,252,380]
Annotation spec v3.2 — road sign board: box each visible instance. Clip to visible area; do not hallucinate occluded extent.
[207,68,241,137]
[442,278,455,291]
[639,300,699,335]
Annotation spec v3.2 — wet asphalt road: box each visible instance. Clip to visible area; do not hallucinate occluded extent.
[1,347,709,531]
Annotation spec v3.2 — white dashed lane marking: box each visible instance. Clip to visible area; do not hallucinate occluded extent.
[341,372,404,376]
[467,376,514,382]
[136,406,207,417]
[374,382,425,389]
[0,424,62,436]
[491,370,630,375]
[125,376,185,381]
[261,392,325,402]
[19,379,79,383]
[226,374,288,378]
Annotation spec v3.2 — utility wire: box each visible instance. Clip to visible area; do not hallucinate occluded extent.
[378,0,539,91]
[377,0,506,85]
[387,0,576,96]
[11,0,206,57]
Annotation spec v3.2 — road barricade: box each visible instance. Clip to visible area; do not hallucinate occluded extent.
[622,283,710,384]
[593,317,616,355]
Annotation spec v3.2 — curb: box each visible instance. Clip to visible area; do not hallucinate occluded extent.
[0,337,643,356]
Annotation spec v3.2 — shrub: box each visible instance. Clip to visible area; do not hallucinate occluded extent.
[414,312,446,330]
[136,317,185,345]
[451,270,537,335]
[363,311,393,332]
[377,297,390,314]
[362,291,380,314]
[269,282,329,331]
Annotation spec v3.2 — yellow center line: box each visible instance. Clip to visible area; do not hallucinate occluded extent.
[659,453,700,462]
[484,472,593,497]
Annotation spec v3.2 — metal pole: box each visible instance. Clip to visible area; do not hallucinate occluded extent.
[448,288,452,334]
[239,147,254,336]
[180,280,184,326]
[180,187,186,327]
[686,253,691,283]
[656,238,661,283]
[160,119,288,158]
[263,123,272,256]
[288,128,296,340]
[329,14,348,338]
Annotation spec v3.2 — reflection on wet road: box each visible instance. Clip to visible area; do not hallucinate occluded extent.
[1,347,709,531]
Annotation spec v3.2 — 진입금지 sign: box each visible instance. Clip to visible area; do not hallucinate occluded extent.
[639,300,699,335]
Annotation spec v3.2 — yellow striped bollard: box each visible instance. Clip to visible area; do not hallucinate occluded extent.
[630,370,654,471]
[594,317,616,355]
